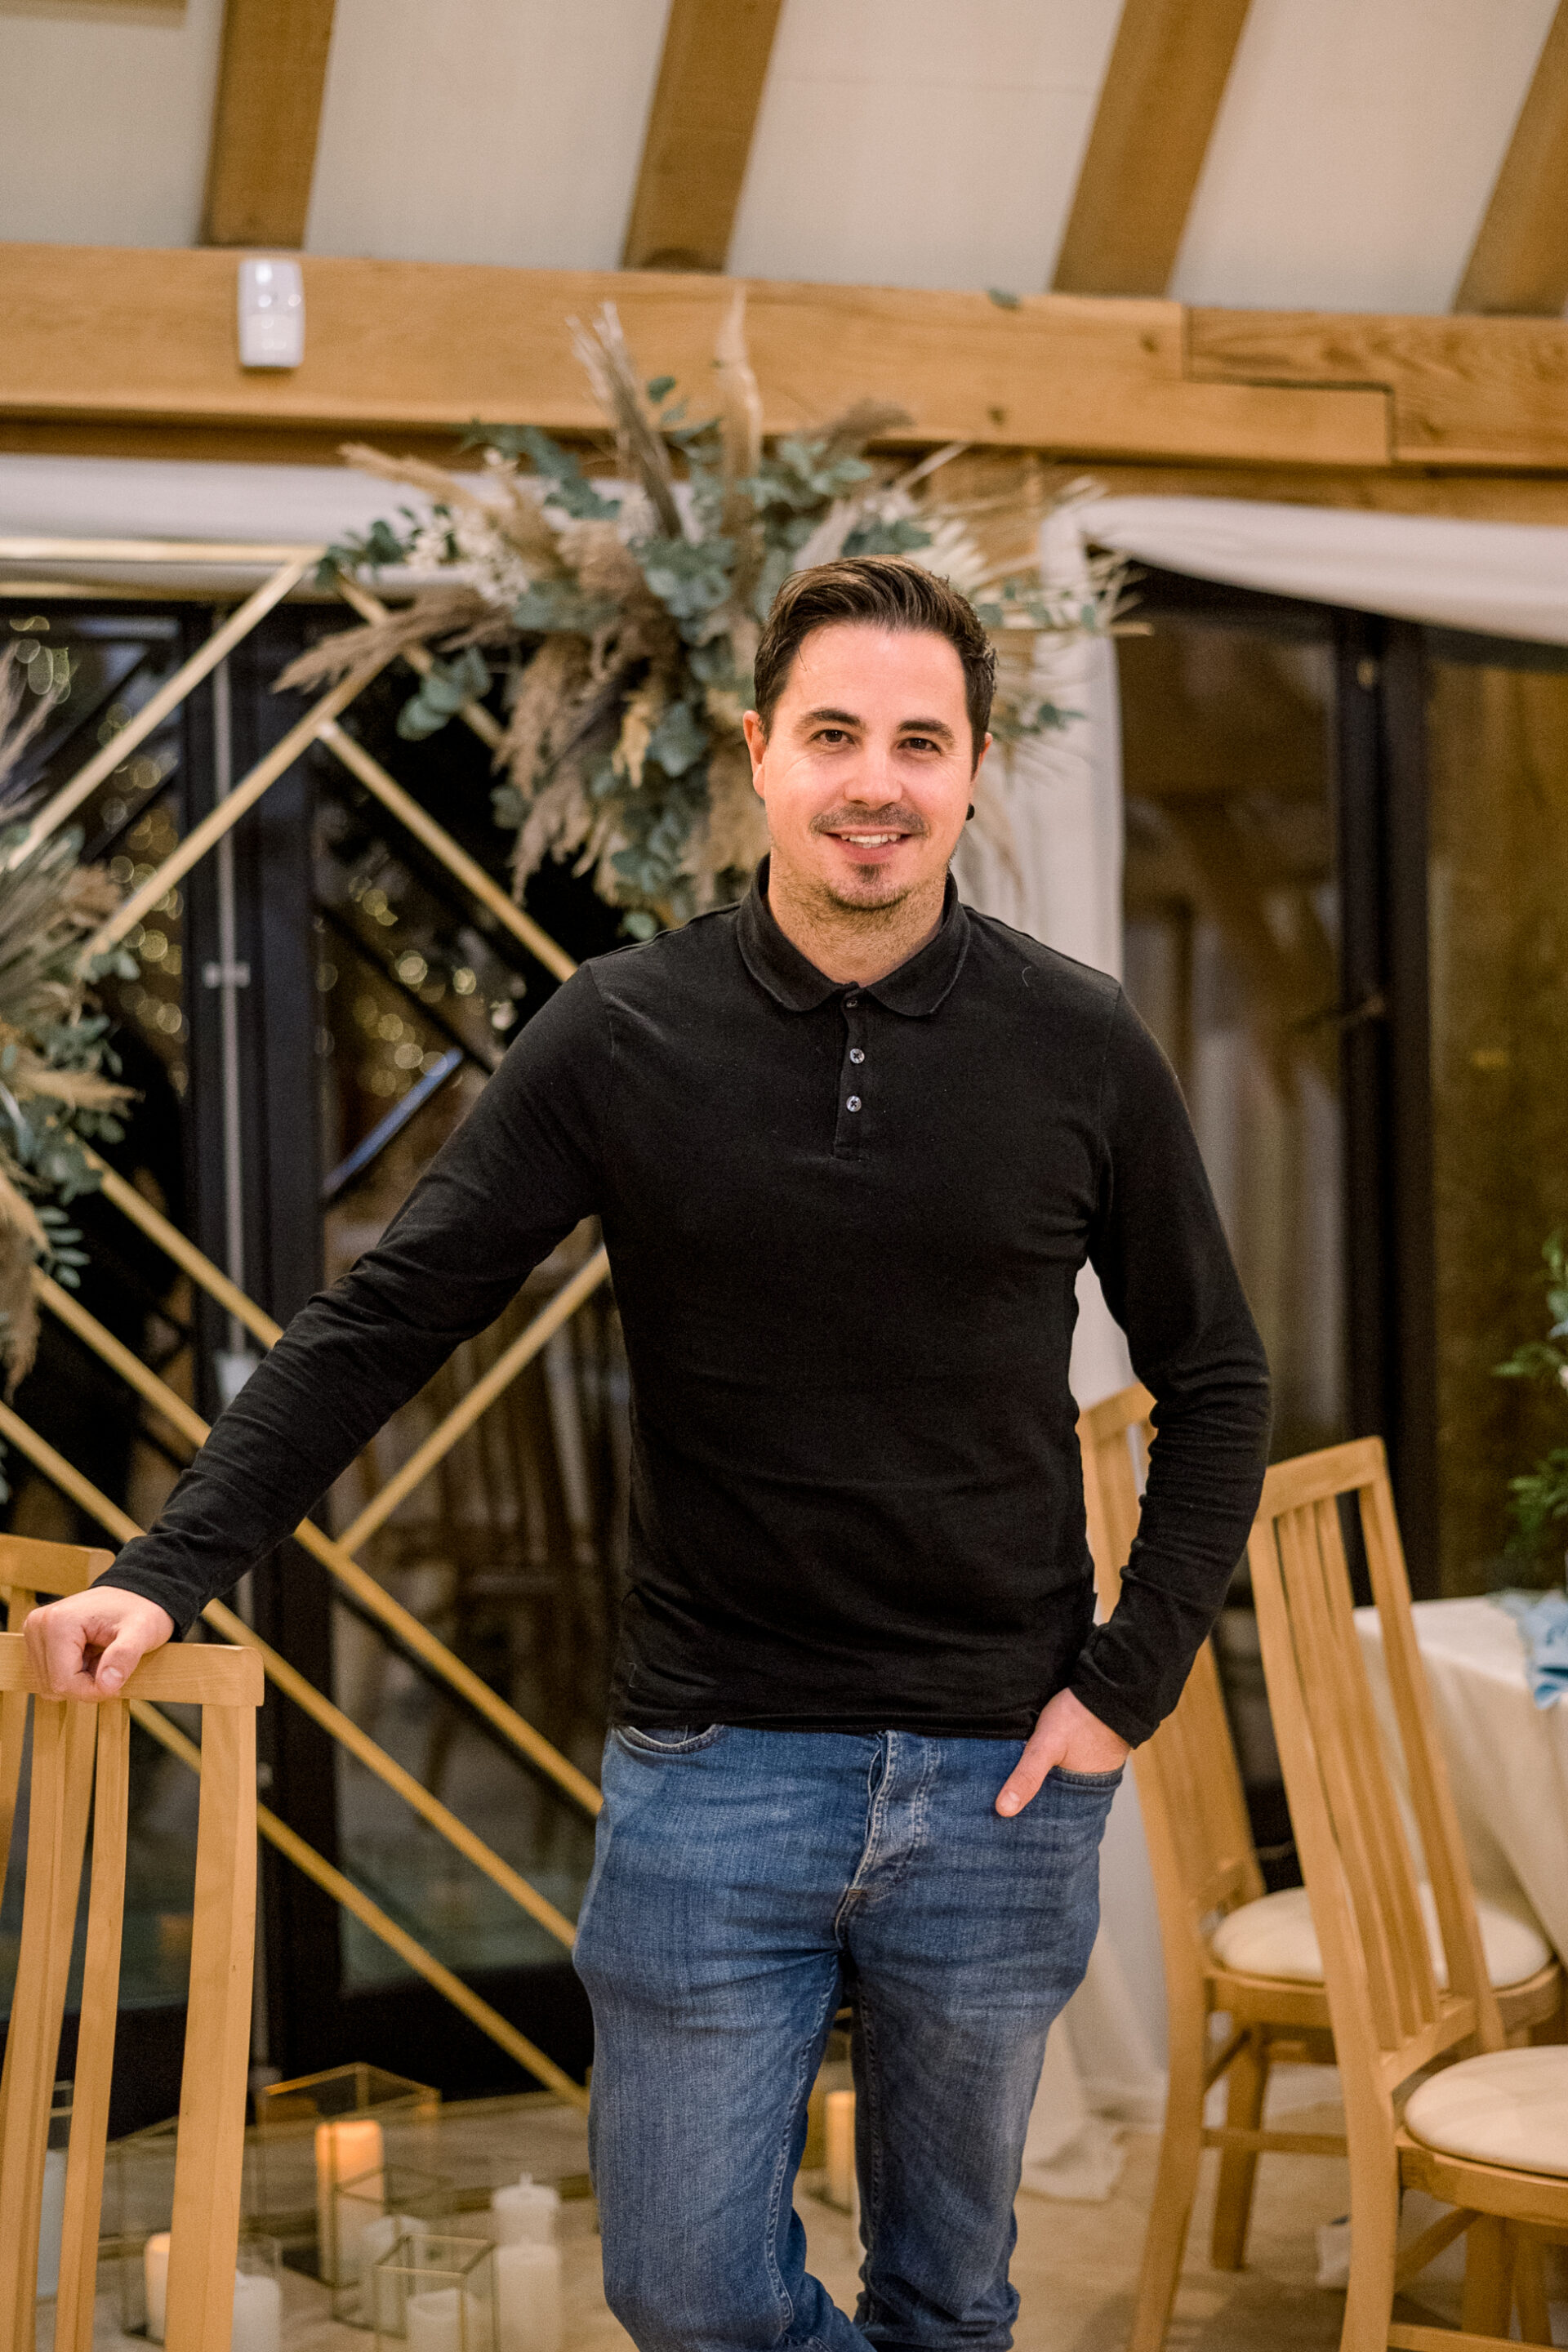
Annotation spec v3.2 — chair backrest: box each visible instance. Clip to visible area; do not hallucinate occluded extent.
[0,1539,114,1918]
[1078,1384,1263,1961]
[1247,1438,1502,2105]
[0,1624,262,2352]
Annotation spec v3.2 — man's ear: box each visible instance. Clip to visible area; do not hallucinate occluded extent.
[742,709,768,794]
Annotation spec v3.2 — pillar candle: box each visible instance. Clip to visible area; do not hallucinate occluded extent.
[405,2287,470,2352]
[494,2240,562,2352]
[490,2176,559,2247]
[314,2117,385,2279]
[824,2090,855,2215]
[359,2213,408,2272]
[145,2234,171,2344]
[230,2270,282,2352]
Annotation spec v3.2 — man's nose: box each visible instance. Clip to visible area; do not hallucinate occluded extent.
[840,745,898,803]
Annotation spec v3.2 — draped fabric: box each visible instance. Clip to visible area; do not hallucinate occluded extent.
[1085,494,1568,648]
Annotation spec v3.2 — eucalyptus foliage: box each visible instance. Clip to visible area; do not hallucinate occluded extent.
[293,299,1126,933]
[0,646,135,1443]
[1494,1228,1568,1572]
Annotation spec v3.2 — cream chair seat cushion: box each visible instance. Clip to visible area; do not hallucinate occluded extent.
[1209,1882,1551,1989]
[1405,2047,1568,2178]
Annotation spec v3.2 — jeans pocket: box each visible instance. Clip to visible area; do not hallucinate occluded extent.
[612,1722,726,1757]
[1051,1763,1125,1788]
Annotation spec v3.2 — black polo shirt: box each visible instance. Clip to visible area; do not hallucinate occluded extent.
[105,864,1270,1744]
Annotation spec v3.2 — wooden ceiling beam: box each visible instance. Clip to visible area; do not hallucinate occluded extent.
[1189,305,1568,469]
[1454,0,1568,314]
[202,0,339,249]
[0,244,1389,470]
[621,0,784,272]
[1053,0,1253,298]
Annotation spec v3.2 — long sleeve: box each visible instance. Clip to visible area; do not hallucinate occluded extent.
[100,968,612,1633]
[1067,990,1272,1746]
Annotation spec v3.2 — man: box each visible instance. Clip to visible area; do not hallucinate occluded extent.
[30,558,1269,2352]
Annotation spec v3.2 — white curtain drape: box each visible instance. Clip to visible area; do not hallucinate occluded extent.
[1085,495,1568,647]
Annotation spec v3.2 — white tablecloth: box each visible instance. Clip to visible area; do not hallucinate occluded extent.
[1354,1597,1568,1960]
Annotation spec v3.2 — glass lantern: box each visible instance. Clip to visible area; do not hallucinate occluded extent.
[370,2232,497,2352]
[332,2166,461,2324]
[252,2063,440,2279]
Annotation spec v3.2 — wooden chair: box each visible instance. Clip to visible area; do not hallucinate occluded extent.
[0,1536,263,2352]
[1248,1438,1568,2352]
[0,1537,114,1914]
[1076,1392,1560,2352]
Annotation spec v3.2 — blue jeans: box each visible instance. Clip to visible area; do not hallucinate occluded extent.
[572,1726,1120,2352]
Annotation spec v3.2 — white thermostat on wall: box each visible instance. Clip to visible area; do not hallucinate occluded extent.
[237,256,305,369]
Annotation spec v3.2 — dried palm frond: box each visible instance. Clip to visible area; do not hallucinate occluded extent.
[569,306,684,540]
[514,768,595,894]
[613,682,666,790]
[713,288,764,486]
[0,644,61,808]
[0,832,120,1033]
[702,741,769,882]
[8,1058,131,1111]
[275,586,496,695]
[337,443,497,519]
[813,400,912,463]
[499,635,594,802]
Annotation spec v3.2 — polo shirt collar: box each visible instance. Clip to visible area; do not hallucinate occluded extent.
[737,856,970,1017]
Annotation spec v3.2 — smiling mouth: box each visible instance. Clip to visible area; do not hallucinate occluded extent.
[833,831,906,846]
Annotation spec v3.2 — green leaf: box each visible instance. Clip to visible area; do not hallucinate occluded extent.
[512,581,619,635]
[396,646,491,739]
[518,427,621,519]
[636,535,734,626]
[644,700,708,778]
[646,376,677,403]
[987,287,1021,310]
[842,516,933,559]
[621,910,659,939]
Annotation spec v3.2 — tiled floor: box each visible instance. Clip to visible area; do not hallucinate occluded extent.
[77,2088,1563,2352]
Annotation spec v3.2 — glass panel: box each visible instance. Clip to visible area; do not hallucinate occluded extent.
[310,740,623,1994]
[1425,649,1568,1592]
[1117,599,1343,1882]
[1118,610,1344,1459]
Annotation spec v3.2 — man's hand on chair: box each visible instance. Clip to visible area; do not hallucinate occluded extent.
[24,1588,175,1700]
[995,1686,1130,1817]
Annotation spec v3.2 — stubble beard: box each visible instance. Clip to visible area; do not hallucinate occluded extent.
[816,867,919,923]
[806,806,930,924]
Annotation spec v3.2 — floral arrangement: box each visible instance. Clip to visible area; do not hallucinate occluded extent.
[0,644,134,1400]
[1494,1229,1568,1575]
[288,296,1128,933]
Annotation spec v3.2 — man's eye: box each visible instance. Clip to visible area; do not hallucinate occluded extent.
[902,736,939,753]
[815,728,850,744]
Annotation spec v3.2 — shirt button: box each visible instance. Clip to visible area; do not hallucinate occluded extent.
[849,1048,865,1064]
[846,1095,862,1112]
[844,996,859,1009]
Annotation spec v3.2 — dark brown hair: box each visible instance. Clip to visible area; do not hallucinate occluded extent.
[751,556,996,767]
